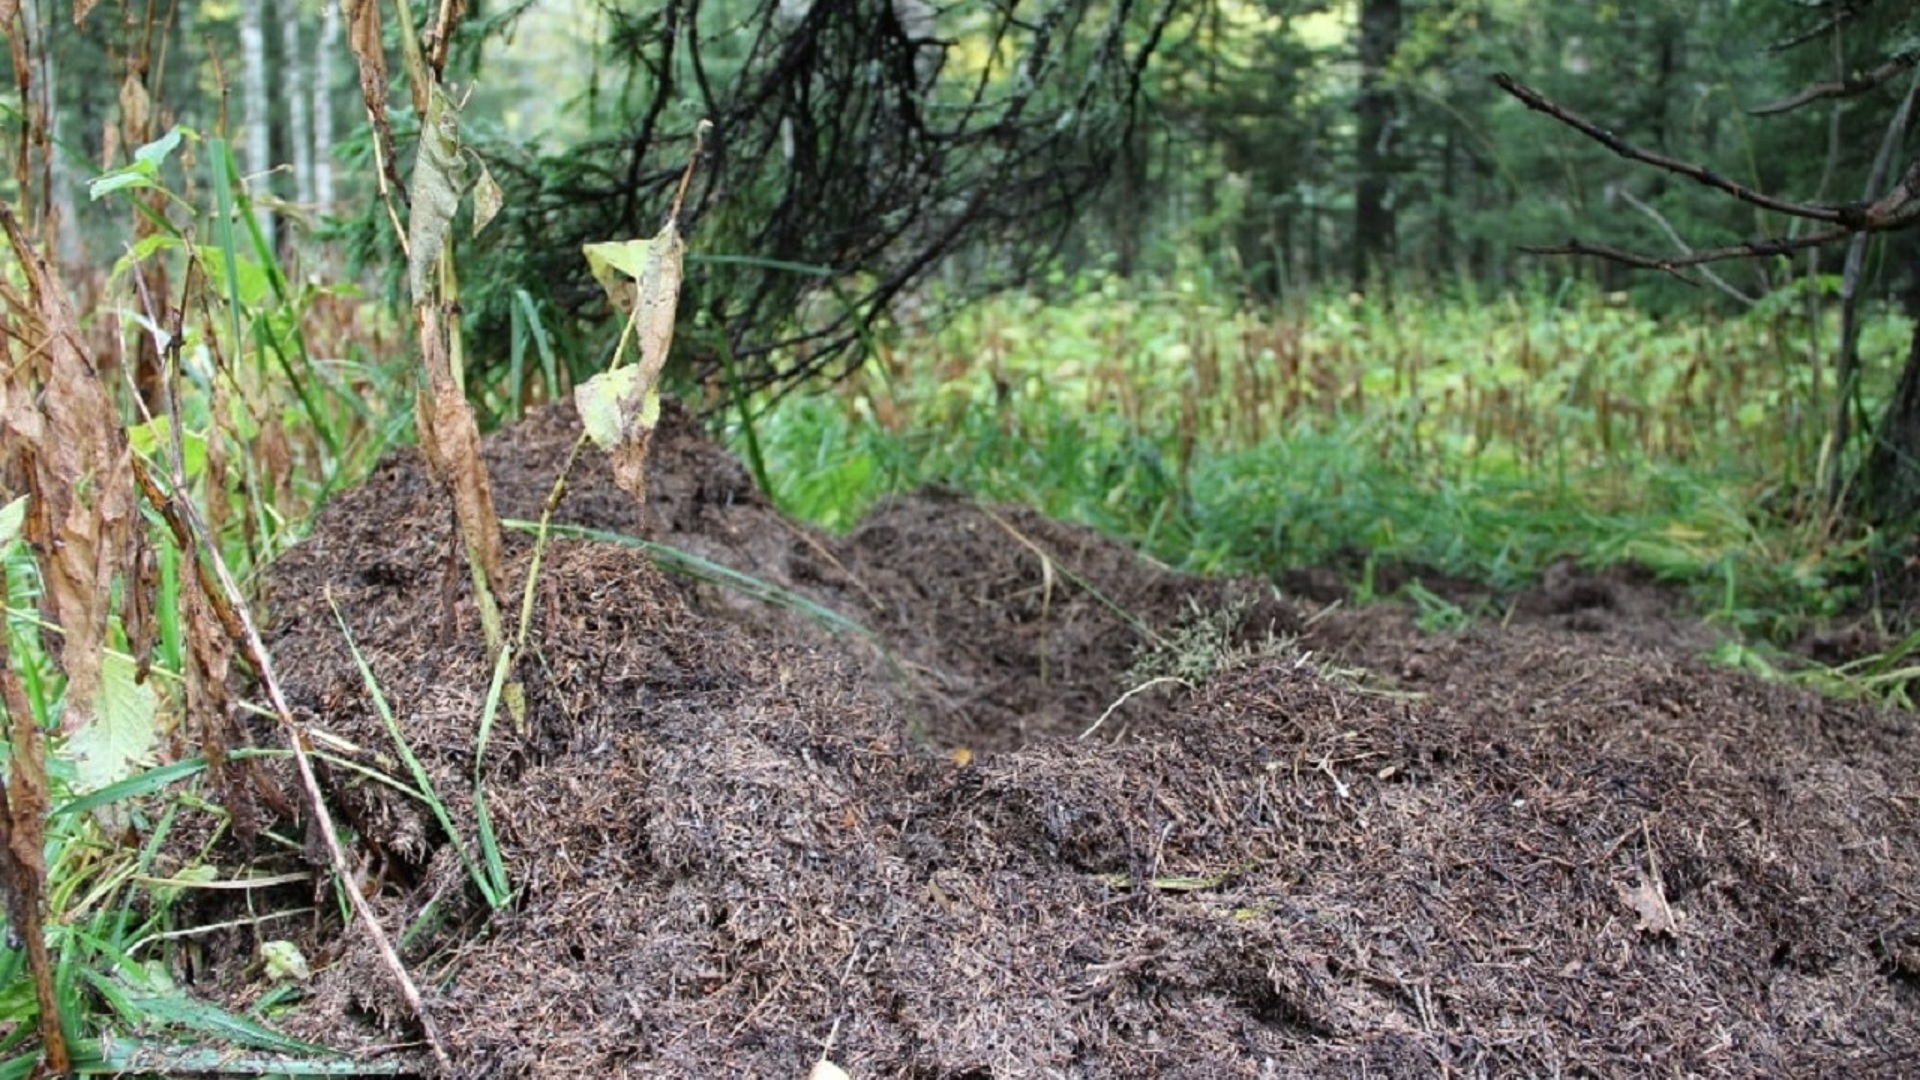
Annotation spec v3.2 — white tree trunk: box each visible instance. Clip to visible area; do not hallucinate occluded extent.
[23,0,81,264]
[285,8,313,208]
[240,0,275,242]
[315,0,339,209]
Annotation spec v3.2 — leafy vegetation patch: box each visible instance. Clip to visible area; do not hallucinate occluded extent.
[741,275,1915,650]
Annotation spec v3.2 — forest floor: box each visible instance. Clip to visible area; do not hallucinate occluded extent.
[211,400,1920,1077]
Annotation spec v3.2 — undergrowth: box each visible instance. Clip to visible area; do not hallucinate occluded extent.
[734,272,1916,689]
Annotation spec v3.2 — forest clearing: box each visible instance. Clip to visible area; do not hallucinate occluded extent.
[4,0,1920,1076]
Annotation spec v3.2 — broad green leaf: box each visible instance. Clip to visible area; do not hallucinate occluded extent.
[89,123,188,201]
[127,416,208,479]
[88,171,156,200]
[582,237,658,315]
[134,125,186,170]
[574,367,660,449]
[64,649,159,796]
[580,220,685,503]
[197,247,272,309]
[108,232,188,290]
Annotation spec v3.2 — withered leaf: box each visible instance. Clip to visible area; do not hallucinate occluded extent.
[1616,875,1680,937]
[577,222,685,506]
[0,206,137,736]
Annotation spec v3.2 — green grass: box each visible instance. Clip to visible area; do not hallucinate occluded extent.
[732,274,1912,654]
[0,124,424,1070]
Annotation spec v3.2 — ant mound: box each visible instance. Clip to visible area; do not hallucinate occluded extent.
[214,401,1918,1077]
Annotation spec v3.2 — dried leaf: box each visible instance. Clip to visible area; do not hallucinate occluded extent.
[1616,875,1680,937]
[579,222,685,506]
[808,1061,851,1080]
[473,159,503,236]
[72,0,97,26]
[407,83,467,298]
[0,207,137,735]
[119,72,150,143]
[346,0,388,117]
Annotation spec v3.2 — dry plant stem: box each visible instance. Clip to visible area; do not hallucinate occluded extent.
[427,0,465,76]
[982,507,1056,690]
[416,301,509,656]
[519,432,593,650]
[0,575,69,1075]
[129,458,455,1077]
[1081,676,1194,740]
[0,200,116,1074]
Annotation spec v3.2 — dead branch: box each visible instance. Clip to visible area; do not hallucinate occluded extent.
[1520,229,1852,272]
[1767,0,1878,53]
[130,459,456,1078]
[1610,184,1757,304]
[1492,73,1859,227]
[1751,52,1917,115]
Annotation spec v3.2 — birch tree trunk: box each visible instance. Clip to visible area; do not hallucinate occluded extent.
[240,0,276,243]
[286,9,313,209]
[315,0,339,209]
[22,0,81,265]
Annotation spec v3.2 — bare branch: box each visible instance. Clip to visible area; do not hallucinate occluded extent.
[1864,157,1920,230]
[1751,52,1917,115]
[1767,0,1878,53]
[1521,229,1854,272]
[1610,184,1757,305]
[1492,73,1860,227]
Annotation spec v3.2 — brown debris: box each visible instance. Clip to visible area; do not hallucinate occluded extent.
[221,400,1920,1078]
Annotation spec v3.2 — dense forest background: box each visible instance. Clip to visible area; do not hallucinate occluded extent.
[30,2,1918,325]
[11,0,1920,529]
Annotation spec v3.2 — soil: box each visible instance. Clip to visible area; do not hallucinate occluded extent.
[204,400,1920,1078]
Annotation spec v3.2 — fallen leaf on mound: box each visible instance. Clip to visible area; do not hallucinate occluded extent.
[1616,875,1681,936]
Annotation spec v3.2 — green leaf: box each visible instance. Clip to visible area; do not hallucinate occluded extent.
[260,940,311,983]
[582,237,658,314]
[96,1037,420,1075]
[573,366,660,449]
[0,495,24,549]
[134,126,186,170]
[127,416,208,479]
[88,171,156,200]
[64,648,159,796]
[81,968,327,1054]
[50,755,230,818]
